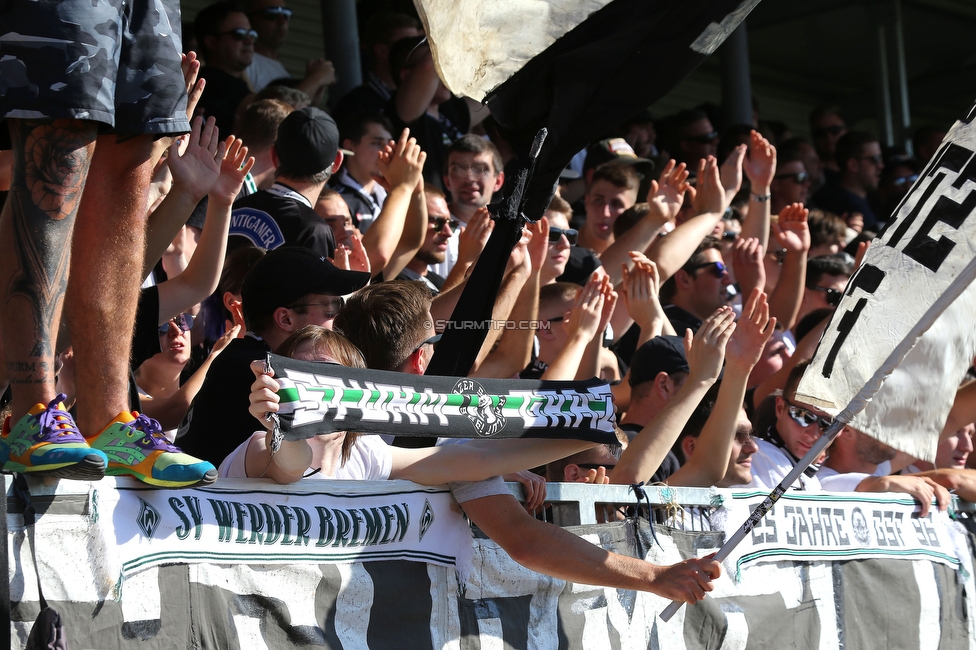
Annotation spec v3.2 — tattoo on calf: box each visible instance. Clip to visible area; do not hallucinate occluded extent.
[6,120,95,371]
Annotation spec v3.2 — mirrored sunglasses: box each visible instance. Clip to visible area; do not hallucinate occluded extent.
[218,28,258,41]
[257,6,293,19]
[787,404,834,432]
[159,312,194,335]
[687,260,728,278]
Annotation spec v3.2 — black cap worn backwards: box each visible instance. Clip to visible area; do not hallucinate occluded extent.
[274,107,340,177]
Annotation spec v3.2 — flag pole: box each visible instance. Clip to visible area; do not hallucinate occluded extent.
[661,254,976,622]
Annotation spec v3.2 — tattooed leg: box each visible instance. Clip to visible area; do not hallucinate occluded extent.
[0,119,97,418]
[65,132,155,436]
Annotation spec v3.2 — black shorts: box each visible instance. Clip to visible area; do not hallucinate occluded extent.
[0,0,190,136]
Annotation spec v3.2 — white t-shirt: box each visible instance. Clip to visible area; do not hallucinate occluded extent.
[246,53,290,92]
[218,432,392,480]
[217,432,509,504]
[746,439,823,491]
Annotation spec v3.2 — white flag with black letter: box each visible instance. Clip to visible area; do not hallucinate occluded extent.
[796,102,976,462]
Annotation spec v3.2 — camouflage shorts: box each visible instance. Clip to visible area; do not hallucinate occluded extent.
[0,0,190,136]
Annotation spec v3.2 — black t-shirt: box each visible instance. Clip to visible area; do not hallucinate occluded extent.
[132,285,161,371]
[386,94,469,193]
[227,184,336,258]
[198,66,251,137]
[663,304,703,336]
[176,334,271,466]
[619,422,681,484]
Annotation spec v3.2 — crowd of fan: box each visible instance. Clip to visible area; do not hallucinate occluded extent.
[2,0,973,604]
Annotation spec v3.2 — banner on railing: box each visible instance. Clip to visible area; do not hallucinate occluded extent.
[721,491,970,579]
[8,479,976,649]
[101,479,472,584]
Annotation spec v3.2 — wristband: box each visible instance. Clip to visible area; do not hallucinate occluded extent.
[751,193,771,203]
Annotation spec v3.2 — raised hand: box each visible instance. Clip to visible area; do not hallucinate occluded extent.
[731,236,765,297]
[772,202,811,253]
[725,288,775,374]
[210,136,254,205]
[743,130,776,191]
[646,159,690,224]
[457,206,494,266]
[345,233,371,274]
[622,253,666,332]
[526,217,550,273]
[248,359,281,430]
[720,144,747,204]
[377,128,426,190]
[167,116,222,202]
[683,306,736,384]
[692,156,726,215]
[181,51,204,120]
[565,274,609,343]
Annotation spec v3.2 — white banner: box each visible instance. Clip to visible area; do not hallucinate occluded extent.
[720,491,971,580]
[100,479,472,584]
[796,103,976,461]
[415,0,613,101]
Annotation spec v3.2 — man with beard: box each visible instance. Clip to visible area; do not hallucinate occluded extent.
[396,187,455,293]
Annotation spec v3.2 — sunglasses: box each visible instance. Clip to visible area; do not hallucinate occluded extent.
[159,313,194,336]
[290,297,345,318]
[813,124,845,137]
[217,28,258,41]
[892,174,918,187]
[576,463,616,471]
[413,333,442,353]
[683,131,719,144]
[807,285,843,307]
[771,248,787,264]
[687,260,728,278]
[431,217,461,232]
[721,230,738,241]
[859,154,883,166]
[774,171,810,184]
[548,227,578,245]
[256,5,293,19]
[787,403,834,432]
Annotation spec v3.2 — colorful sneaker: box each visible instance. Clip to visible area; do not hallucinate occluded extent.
[89,412,217,488]
[1,394,107,480]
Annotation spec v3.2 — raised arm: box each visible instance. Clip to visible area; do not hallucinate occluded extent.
[766,203,810,331]
[472,218,548,378]
[540,275,607,381]
[610,307,736,485]
[363,129,427,276]
[600,160,687,285]
[394,45,441,125]
[157,138,253,321]
[647,156,730,281]
[668,290,774,487]
[741,130,776,251]
[144,116,222,277]
[441,206,494,294]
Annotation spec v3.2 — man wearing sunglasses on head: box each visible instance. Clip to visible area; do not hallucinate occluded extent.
[245,0,336,100]
[194,2,257,135]
[813,130,885,232]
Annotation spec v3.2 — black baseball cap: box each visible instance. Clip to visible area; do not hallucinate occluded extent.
[241,247,370,321]
[275,107,340,177]
[629,336,690,387]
